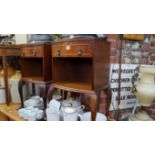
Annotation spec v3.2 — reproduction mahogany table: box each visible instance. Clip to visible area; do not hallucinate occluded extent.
[48,38,110,121]
[18,43,52,109]
[0,103,26,121]
[0,45,21,104]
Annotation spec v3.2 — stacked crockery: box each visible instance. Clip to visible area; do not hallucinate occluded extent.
[46,99,61,121]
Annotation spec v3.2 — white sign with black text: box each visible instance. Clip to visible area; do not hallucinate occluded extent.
[110,64,139,110]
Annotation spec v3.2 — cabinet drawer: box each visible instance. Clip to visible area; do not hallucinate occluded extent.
[53,44,92,57]
[21,46,44,57]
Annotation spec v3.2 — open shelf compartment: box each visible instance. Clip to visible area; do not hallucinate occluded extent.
[21,58,43,81]
[53,57,93,91]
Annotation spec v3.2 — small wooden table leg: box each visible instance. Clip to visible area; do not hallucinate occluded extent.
[47,85,57,102]
[39,83,50,110]
[2,53,10,104]
[63,90,68,100]
[18,79,26,108]
[90,94,97,121]
[32,83,36,96]
[81,93,91,111]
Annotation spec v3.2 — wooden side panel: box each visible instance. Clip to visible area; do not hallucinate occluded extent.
[43,44,52,81]
[20,43,52,82]
[93,40,110,91]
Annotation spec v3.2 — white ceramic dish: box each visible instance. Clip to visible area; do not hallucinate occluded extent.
[80,112,107,121]
[46,109,60,121]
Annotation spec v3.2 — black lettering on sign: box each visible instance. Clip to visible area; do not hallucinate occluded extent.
[111,88,119,92]
[112,69,135,74]
[123,87,131,91]
[116,95,126,101]
[127,95,136,99]
[127,101,136,105]
[111,87,131,92]
[112,69,118,74]
[121,69,134,74]
[111,78,130,83]
[121,87,131,92]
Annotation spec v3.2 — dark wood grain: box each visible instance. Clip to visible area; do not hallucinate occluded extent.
[19,43,52,109]
[51,38,110,120]
[0,45,21,104]
[20,43,52,82]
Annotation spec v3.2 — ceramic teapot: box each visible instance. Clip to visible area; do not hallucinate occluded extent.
[60,99,85,121]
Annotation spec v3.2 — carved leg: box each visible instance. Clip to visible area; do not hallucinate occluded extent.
[61,90,68,100]
[47,84,57,102]
[81,93,98,121]
[32,83,36,96]
[18,79,26,108]
[99,85,112,116]
[39,83,50,110]
[89,94,97,121]
[81,93,91,111]
[106,87,112,116]
[64,91,68,99]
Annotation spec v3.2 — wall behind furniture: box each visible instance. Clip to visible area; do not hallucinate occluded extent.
[107,34,155,120]
[15,34,28,44]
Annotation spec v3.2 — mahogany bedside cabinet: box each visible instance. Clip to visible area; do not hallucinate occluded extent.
[48,38,110,121]
[18,43,52,109]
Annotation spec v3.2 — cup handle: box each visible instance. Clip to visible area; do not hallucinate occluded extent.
[80,105,85,111]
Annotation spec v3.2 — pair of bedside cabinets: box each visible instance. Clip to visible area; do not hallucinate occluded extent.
[19,38,110,120]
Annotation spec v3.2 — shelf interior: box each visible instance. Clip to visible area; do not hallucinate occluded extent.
[55,81,91,90]
[53,58,93,86]
[21,58,43,78]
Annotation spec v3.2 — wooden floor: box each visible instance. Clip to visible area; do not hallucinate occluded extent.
[0,103,26,121]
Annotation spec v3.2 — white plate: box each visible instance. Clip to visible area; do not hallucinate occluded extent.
[80,112,107,121]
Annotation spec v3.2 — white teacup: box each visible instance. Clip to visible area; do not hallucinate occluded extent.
[28,112,37,121]
[36,110,44,120]
[18,108,26,117]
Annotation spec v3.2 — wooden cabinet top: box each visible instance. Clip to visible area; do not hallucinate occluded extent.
[52,38,110,58]
[0,45,21,56]
[0,103,26,121]
[20,43,51,47]
[52,38,110,46]
[0,44,21,48]
[20,43,52,58]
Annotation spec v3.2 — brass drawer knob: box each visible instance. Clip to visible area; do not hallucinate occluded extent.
[77,48,83,56]
[56,49,61,56]
[32,49,38,56]
[22,52,25,57]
